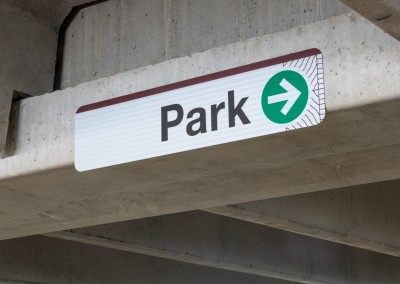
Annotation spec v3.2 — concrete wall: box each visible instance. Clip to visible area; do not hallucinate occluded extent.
[0,1,57,157]
[60,0,349,89]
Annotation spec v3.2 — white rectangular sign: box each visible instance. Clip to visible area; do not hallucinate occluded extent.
[76,49,325,172]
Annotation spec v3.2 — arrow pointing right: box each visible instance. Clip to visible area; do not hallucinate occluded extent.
[267,78,302,115]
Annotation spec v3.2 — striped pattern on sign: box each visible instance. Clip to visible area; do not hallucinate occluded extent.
[75,49,325,172]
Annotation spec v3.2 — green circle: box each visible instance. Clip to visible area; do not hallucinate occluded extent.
[261,70,308,124]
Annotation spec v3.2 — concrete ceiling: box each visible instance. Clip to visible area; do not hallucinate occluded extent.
[3,0,96,28]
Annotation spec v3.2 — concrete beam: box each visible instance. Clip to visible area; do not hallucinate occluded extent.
[0,235,289,284]
[41,211,400,284]
[0,280,34,284]
[340,0,400,40]
[1,13,400,239]
[206,179,400,257]
[44,231,318,284]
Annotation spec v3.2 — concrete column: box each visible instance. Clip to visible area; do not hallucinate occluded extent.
[0,1,58,158]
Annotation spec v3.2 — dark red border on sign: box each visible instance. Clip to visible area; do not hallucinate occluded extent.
[77,48,321,114]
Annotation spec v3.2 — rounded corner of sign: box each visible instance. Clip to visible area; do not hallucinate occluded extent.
[310,48,323,56]
[76,107,83,115]
[318,113,326,124]
[74,162,84,173]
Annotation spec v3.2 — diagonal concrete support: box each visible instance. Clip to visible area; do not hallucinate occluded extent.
[0,280,35,284]
[1,13,400,240]
[0,235,292,284]
[40,211,400,284]
[206,179,400,257]
[44,231,322,284]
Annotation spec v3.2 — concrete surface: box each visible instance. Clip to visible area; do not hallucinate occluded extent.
[1,13,400,240]
[7,212,400,284]
[3,0,96,28]
[340,0,400,40]
[1,1,399,283]
[60,0,349,89]
[0,280,33,284]
[0,1,58,158]
[0,0,102,158]
[0,234,293,284]
[207,179,400,257]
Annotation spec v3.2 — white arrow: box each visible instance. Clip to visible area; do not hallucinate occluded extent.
[267,78,301,115]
